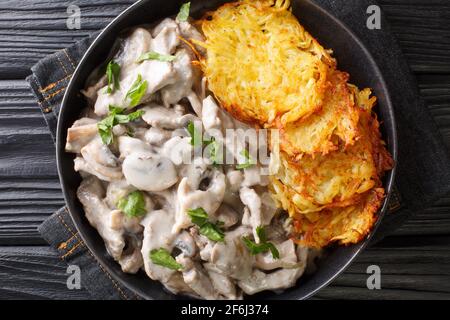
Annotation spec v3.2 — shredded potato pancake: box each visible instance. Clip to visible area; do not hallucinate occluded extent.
[280,70,360,157]
[197,0,335,125]
[196,0,394,248]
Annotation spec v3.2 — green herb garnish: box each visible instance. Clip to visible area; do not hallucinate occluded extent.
[97,105,144,145]
[205,137,220,166]
[125,74,148,107]
[242,226,279,259]
[187,121,203,147]
[176,2,190,22]
[236,149,255,170]
[106,60,120,94]
[117,191,147,217]
[188,207,225,242]
[136,51,176,63]
[150,248,183,270]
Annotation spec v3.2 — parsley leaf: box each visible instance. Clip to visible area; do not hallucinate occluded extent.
[188,207,225,242]
[187,121,203,147]
[205,137,221,166]
[176,2,190,22]
[97,105,144,145]
[136,51,176,63]
[187,207,208,225]
[236,149,255,170]
[150,248,183,270]
[125,74,148,107]
[106,60,120,94]
[117,191,147,217]
[242,226,279,259]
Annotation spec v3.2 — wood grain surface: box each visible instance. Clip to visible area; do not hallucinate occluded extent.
[0,0,449,300]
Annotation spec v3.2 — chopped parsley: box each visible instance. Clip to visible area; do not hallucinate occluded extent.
[188,207,225,242]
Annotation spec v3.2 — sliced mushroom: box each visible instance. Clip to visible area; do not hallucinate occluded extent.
[204,263,240,300]
[65,118,98,153]
[173,170,226,233]
[106,180,135,209]
[118,136,153,158]
[77,177,124,261]
[140,209,177,283]
[176,255,218,300]
[117,27,153,77]
[209,226,253,281]
[94,59,175,115]
[214,203,240,228]
[161,49,194,106]
[142,104,196,129]
[145,127,173,146]
[160,136,193,166]
[122,152,178,192]
[201,96,221,132]
[255,239,298,270]
[238,267,305,295]
[174,231,197,258]
[75,138,123,182]
[151,19,180,55]
[242,165,269,187]
[240,187,277,242]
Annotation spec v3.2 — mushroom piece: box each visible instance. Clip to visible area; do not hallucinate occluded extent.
[173,170,226,233]
[94,59,175,116]
[255,239,299,270]
[105,180,136,209]
[65,118,98,153]
[116,27,153,78]
[201,96,221,132]
[77,177,124,261]
[151,19,180,55]
[122,152,178,192]
[76,138,123,182]
[145,127,173,146]
[240,187,277,242]
[164,272,198,298]
[174,231,197,258]
[237,267,305,295]
[209,226,254,281]
[176,255,218,300]
[160,136,193,166]
[204,263,241,300]
[140,209,177,283]
[117,136,153,159]
[214,203,240,228]
[161,49,195,106]
[142,104,196,129]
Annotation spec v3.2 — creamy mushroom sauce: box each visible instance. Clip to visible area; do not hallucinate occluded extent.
[66,17,312,299]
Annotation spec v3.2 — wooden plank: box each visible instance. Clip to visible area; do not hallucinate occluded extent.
[0,0,449,78]
[0,80,57,177]
[1,238,449,299]
[0,246,90,299]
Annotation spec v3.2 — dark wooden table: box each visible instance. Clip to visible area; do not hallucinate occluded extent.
[0,0,449,300]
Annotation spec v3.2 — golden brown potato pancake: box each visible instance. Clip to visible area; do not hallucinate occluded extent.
[279,70,360,157]
[271,110,384,214]
[292,188,385,248]
[196,0,335,126]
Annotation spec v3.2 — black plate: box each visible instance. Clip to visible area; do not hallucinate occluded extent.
[57,0,398,300]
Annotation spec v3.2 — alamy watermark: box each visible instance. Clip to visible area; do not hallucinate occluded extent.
[66,265,81,290]
[67,4,81,30]
[366,5,381,30]
[366,265,381,290]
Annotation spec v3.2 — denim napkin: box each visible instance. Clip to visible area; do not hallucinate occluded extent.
[27,0,450,299]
